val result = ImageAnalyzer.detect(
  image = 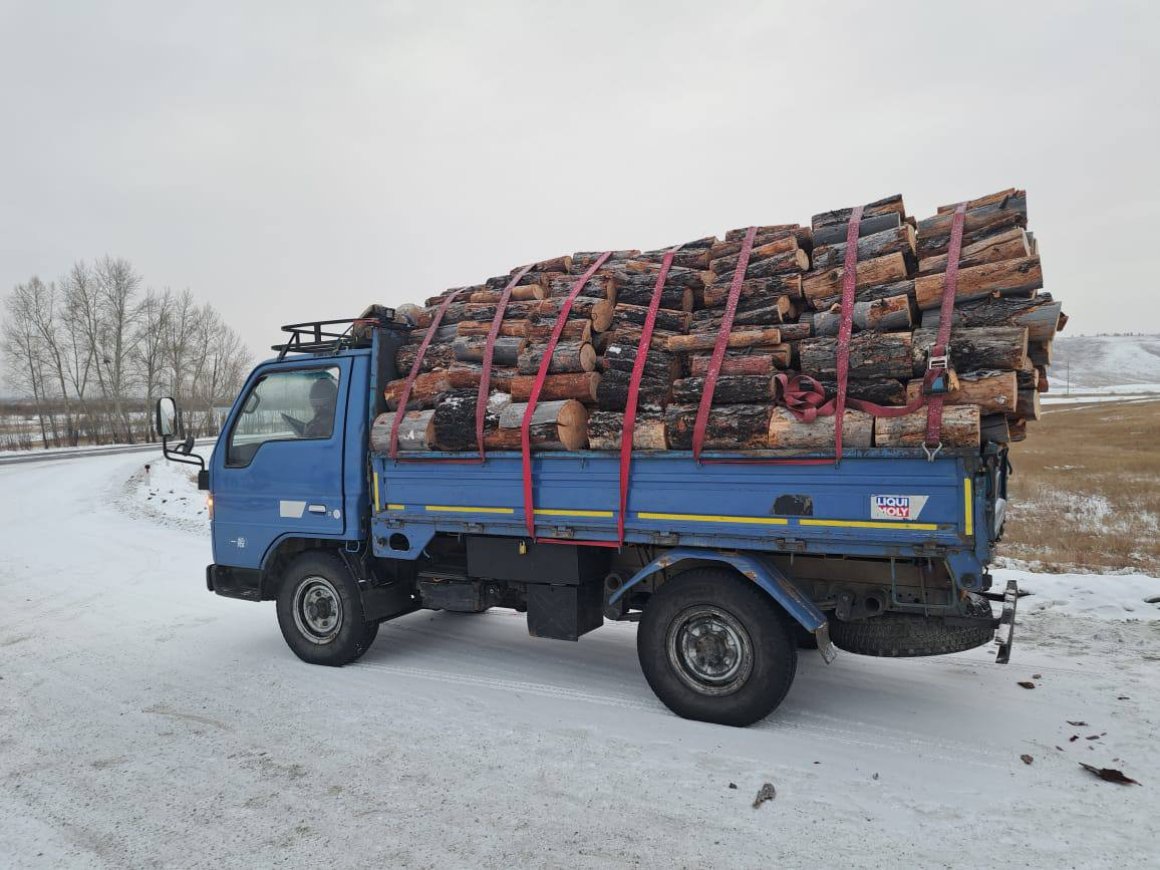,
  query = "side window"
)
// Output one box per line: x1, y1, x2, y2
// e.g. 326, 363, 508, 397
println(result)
226, 366, 341, 467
